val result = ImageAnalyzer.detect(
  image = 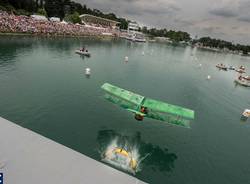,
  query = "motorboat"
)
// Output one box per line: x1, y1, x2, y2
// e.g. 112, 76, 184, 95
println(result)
243, 76, 250, 80
234, 75, 250, 87
236, 66, 246, 73
241, 109, 250, 121
216, 64, 227, 71
126, 32, 146, 43
235, 69, 246, 73
75, 49, 91, 57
